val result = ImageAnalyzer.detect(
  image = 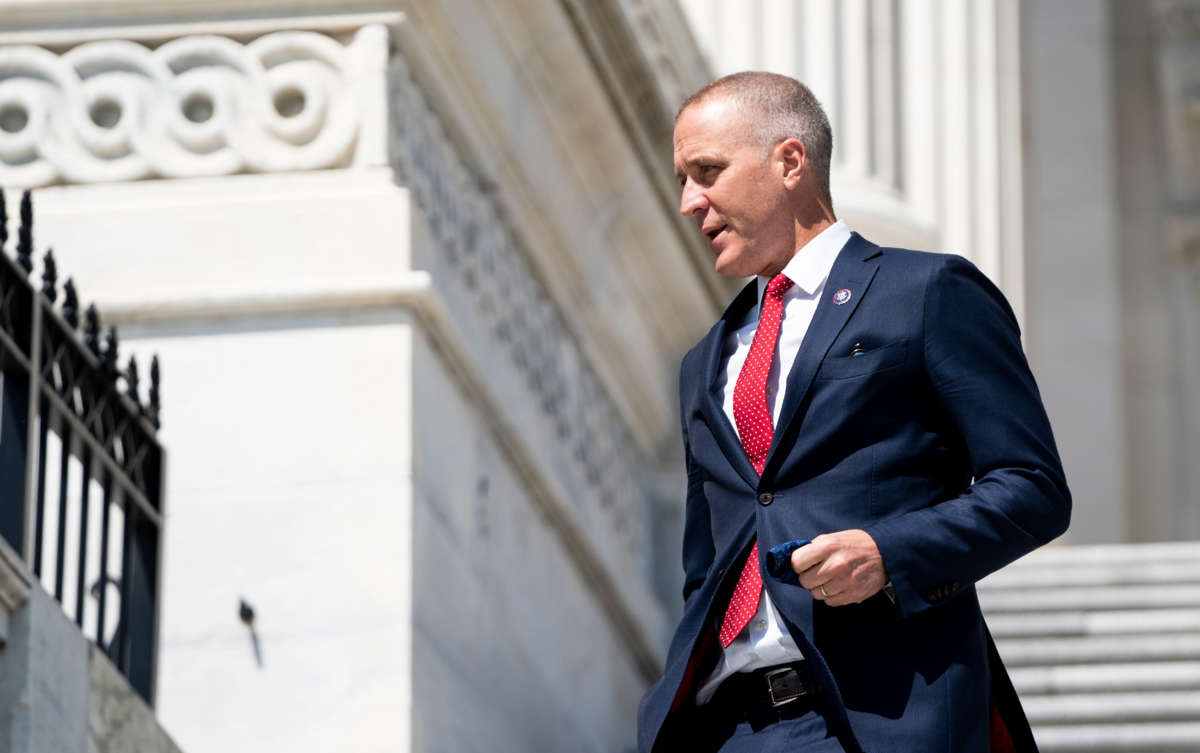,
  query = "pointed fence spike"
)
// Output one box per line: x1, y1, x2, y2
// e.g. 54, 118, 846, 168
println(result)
63, 278, 79, 328
84, 304, 101, 356
41, 248, 57, 302
149, 354, 161, 428
126, 356, 141, 411
103, 324, 119, 377
16, 190, 32, 273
